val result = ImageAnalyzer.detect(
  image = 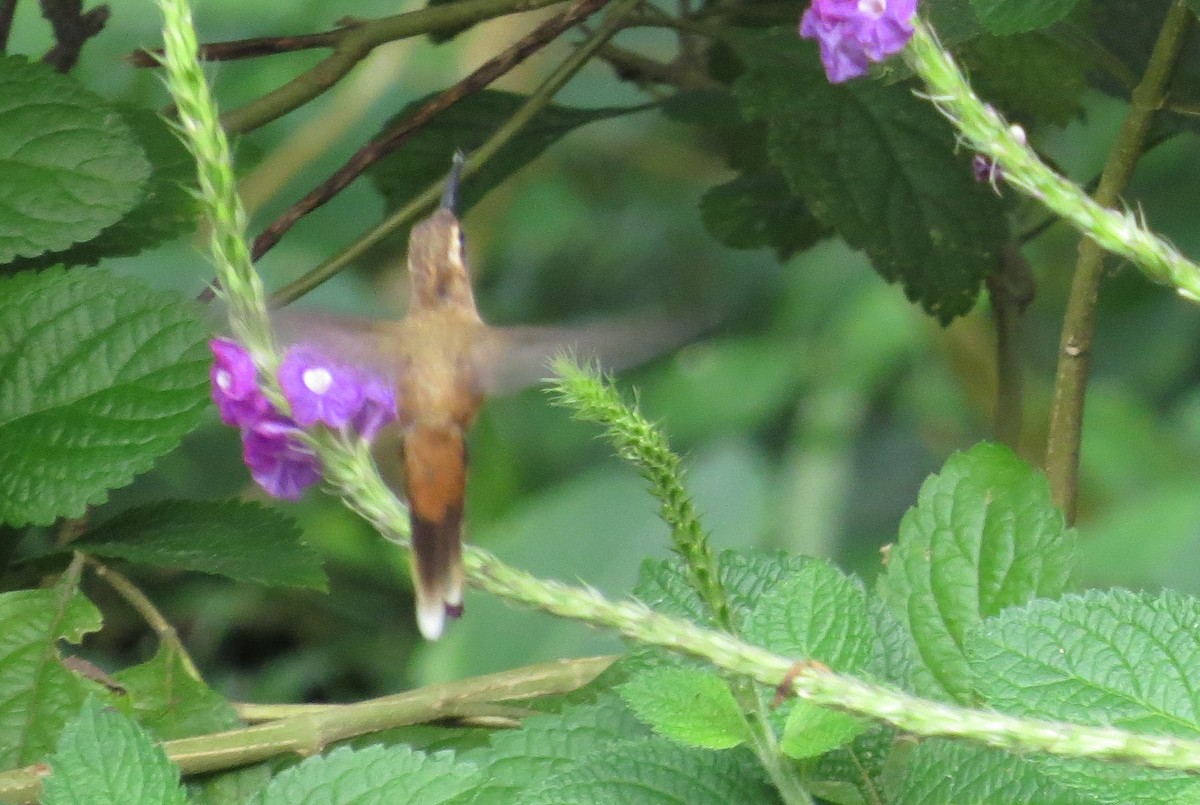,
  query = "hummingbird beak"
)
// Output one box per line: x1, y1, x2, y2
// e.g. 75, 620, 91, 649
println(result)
440, 150, 466, 213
